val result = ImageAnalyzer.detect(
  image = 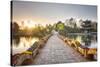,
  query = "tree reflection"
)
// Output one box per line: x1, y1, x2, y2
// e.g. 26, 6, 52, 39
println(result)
66, 35, 77, 40
82, 35, 91, 46
12, 36, 20, 47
